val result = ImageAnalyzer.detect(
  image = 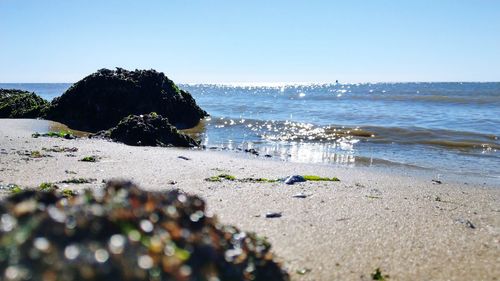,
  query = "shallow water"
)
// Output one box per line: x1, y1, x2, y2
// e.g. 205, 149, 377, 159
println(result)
1, 82, 499, 179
